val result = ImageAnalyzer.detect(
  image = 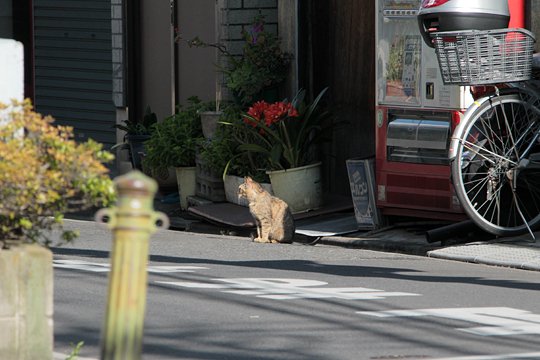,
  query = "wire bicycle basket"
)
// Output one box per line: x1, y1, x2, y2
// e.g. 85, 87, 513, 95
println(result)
431, 28, 536, 86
